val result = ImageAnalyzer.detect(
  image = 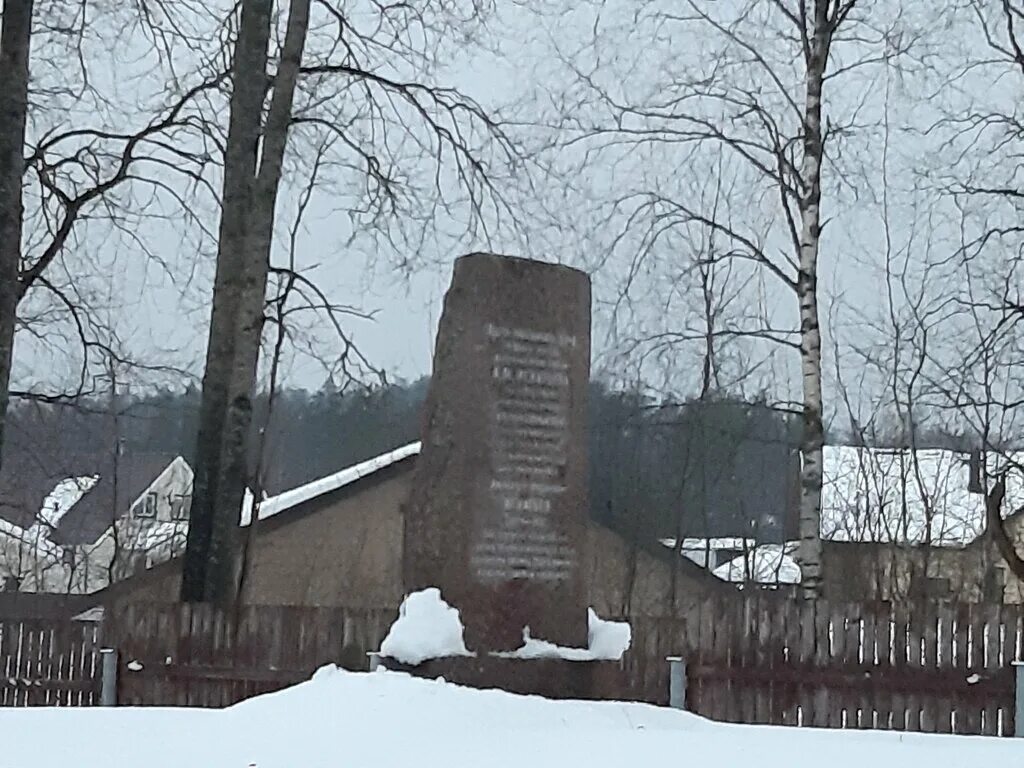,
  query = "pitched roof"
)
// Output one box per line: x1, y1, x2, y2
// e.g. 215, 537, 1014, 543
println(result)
0, 451, 184, 547
820, 446, 1024, 547
712, 545, 802, 585
0, 449, 70, 530
234, 440, 726, 598
241, 442, 422, 525
52, 453, 185, 545
87, 443, 425, 604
